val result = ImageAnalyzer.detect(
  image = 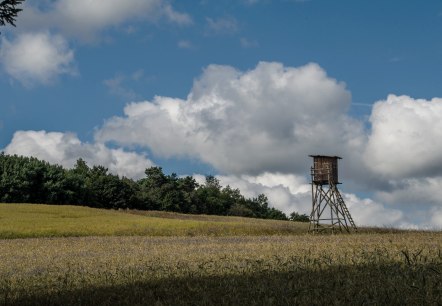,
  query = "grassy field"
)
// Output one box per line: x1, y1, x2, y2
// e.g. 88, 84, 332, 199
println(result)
0, 203, 307, 239
1, 234, 441, 305
0, 204, 441, 305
